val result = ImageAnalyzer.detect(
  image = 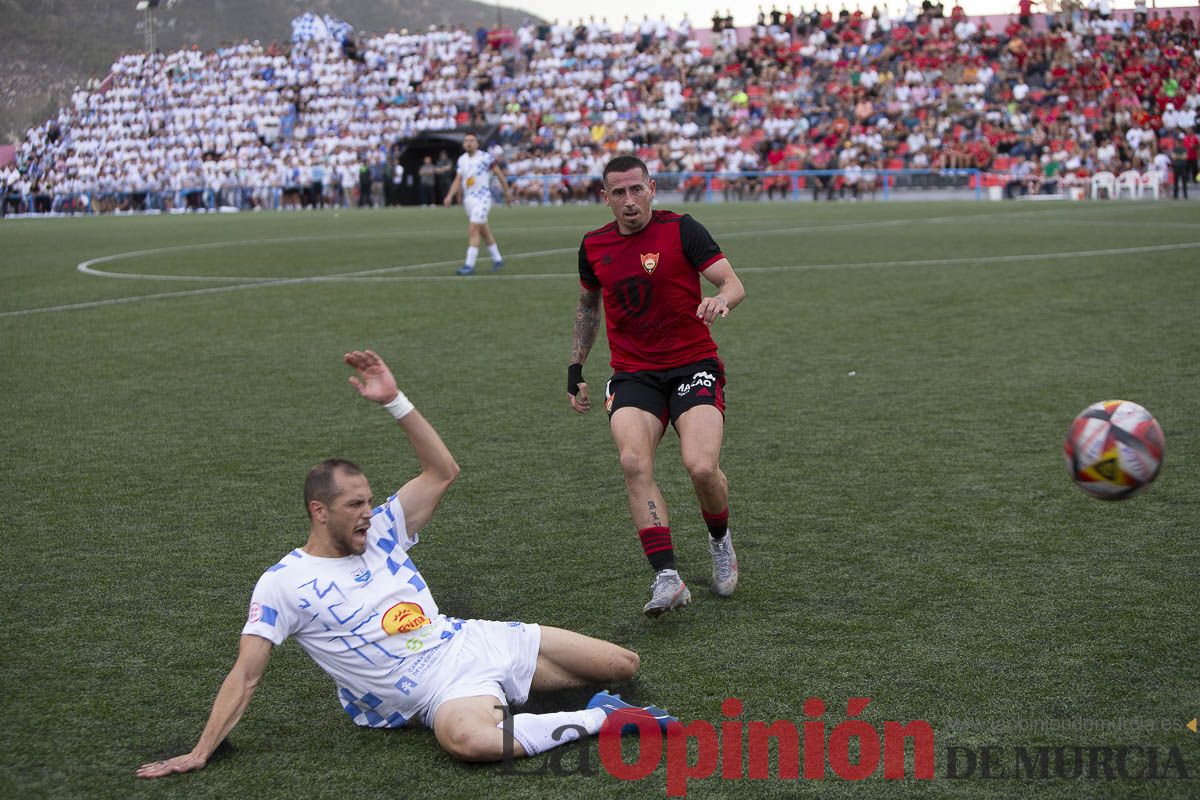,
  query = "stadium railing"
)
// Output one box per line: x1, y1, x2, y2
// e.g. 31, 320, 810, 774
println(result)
22, 168, 1173, 217
507, 169, 986, 204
